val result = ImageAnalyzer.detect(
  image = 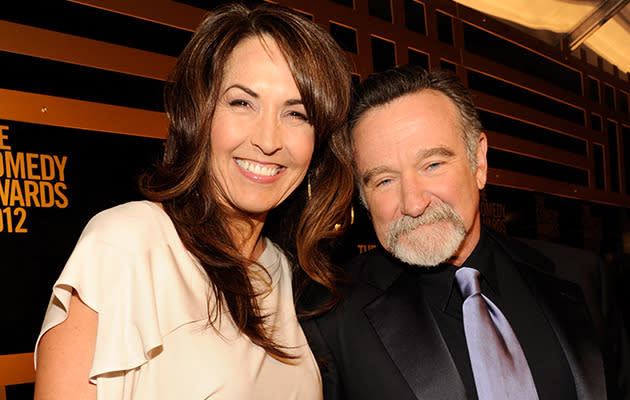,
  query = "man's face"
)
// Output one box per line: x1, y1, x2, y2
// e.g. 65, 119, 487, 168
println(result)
352, 89, 488, 266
